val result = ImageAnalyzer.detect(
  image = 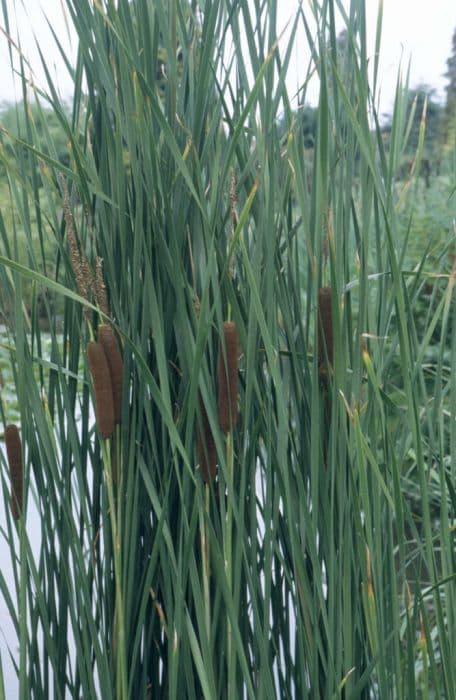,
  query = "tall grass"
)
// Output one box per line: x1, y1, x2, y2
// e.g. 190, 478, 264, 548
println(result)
0, 0, 455, 697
